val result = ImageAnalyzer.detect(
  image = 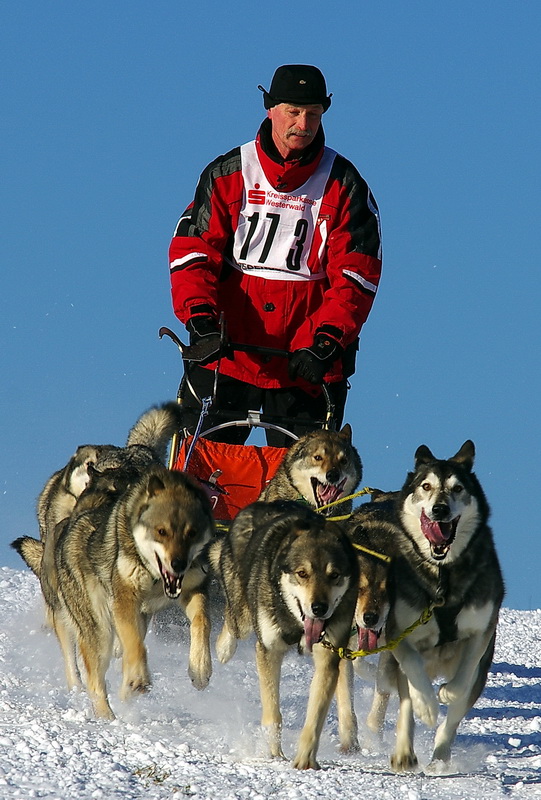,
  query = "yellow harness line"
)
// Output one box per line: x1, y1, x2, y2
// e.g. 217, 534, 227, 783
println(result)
215, 486, 377, 532
319, 486, 377, 519
351, 541, 392, 563
321, 601, 443, 660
